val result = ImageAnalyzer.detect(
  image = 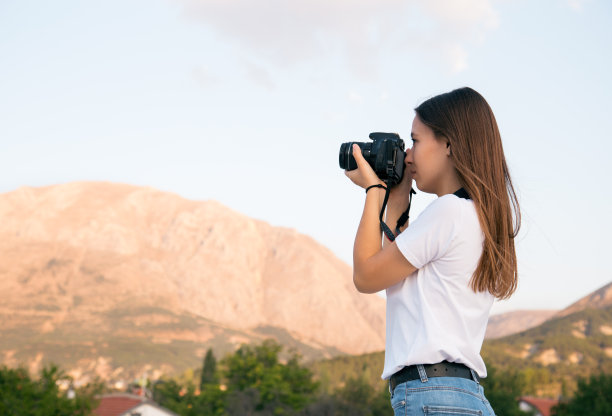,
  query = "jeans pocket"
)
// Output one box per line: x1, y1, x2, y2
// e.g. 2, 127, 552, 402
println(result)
423, 405, 483, 415
392, 399, 407, 416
